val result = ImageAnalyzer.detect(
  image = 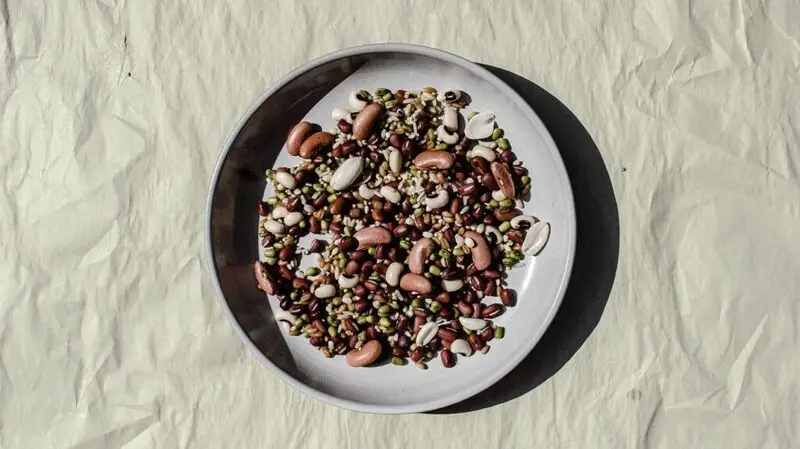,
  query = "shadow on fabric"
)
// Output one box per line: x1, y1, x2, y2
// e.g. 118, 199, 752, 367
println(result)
430, 66, 620, 414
